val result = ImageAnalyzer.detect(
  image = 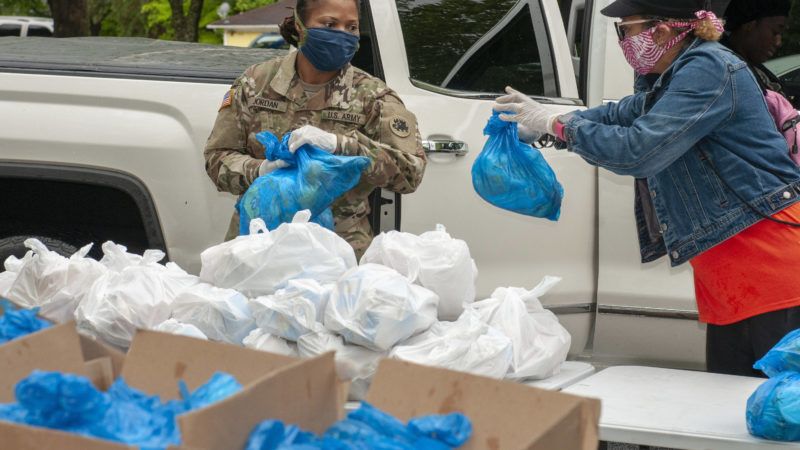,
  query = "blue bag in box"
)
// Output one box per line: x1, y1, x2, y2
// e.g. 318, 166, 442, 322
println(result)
471, 112, 564, 220
238, 131, 370, 234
